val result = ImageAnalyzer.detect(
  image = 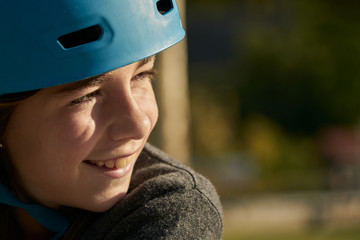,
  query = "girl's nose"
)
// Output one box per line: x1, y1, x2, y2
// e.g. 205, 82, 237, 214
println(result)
106, 91, 152, 142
